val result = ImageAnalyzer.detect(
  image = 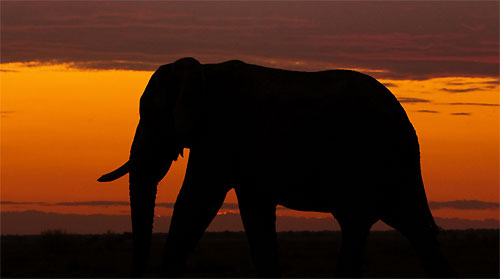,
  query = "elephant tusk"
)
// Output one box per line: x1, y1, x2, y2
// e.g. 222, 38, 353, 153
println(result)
97, 161, 131, 182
